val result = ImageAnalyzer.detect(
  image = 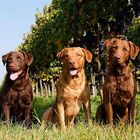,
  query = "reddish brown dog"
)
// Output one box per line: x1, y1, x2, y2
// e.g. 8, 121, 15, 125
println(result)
96, 38, 140, 124
0, 51, 33, 127
41, 47, 92, 129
